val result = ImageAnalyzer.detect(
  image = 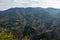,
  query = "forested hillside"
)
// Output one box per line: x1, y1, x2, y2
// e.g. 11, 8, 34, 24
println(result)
0, 8, 60, 40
